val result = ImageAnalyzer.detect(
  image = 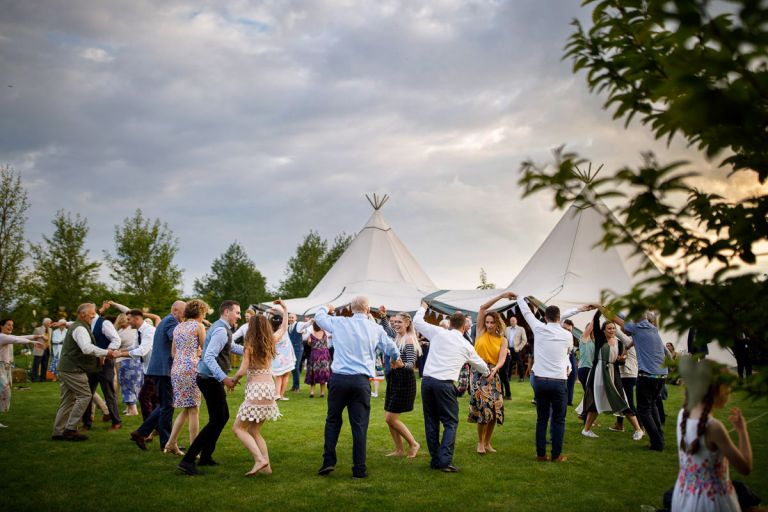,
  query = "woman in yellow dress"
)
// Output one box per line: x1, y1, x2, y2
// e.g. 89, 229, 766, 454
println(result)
469, 291, 514, 454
